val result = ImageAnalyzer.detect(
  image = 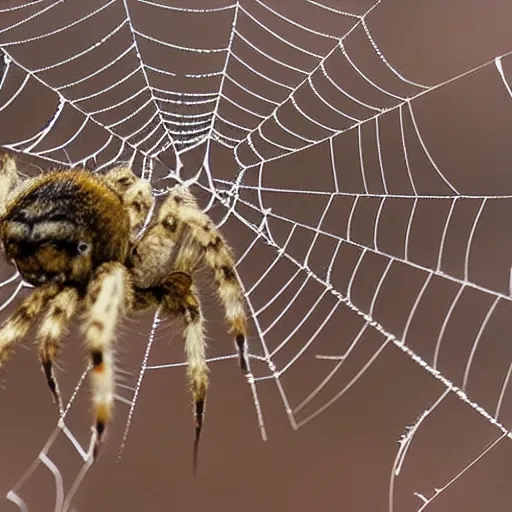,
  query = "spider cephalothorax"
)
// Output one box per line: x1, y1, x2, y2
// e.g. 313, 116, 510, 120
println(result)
1, 170, 130, 285
0, 152, 249, 466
